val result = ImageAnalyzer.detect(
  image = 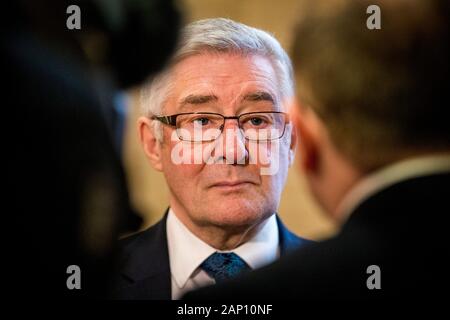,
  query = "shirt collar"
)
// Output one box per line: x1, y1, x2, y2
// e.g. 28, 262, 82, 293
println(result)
233, 214, 279, 269
166, 209, 216, 290
337, 153, 450, 222
166, 209, 279, 289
